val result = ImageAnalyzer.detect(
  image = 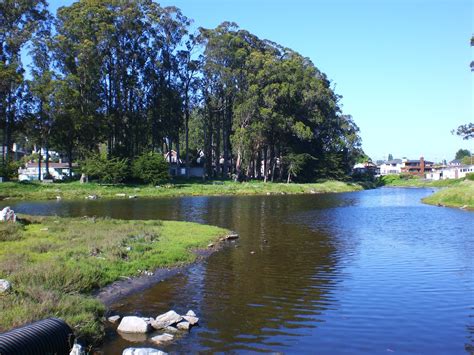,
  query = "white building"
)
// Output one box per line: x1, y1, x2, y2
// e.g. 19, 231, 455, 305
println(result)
379, 159, 403, 175
425, 165, 474, 180
18, 162, 75, 181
